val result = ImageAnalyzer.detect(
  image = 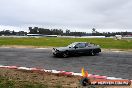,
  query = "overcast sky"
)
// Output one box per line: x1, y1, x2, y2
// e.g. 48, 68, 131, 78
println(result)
0, 0, 132, 32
